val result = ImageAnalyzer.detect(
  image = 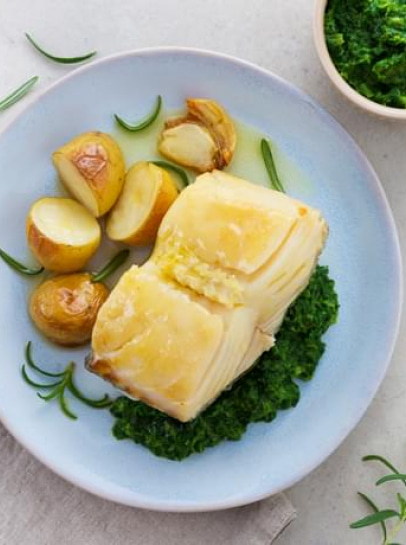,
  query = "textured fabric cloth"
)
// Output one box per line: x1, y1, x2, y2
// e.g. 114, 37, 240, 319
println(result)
0, 423, 295, 544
